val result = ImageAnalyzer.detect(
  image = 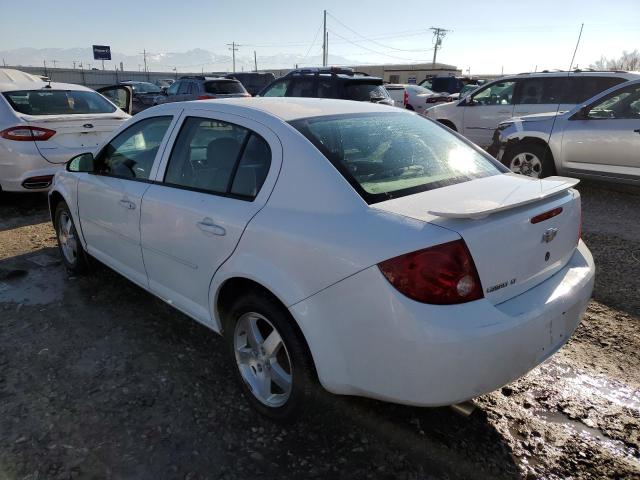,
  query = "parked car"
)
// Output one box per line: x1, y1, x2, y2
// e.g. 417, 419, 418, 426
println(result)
49, 97, 594, 420
490, 79, 640, 183
424, 71, 640, 148
225, 72, 276, 96
155, 76, 250, 105
259, 67, 394, 106
119, 81, 163, 114
0, 68, 130, 193
385, 84, 450, 114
